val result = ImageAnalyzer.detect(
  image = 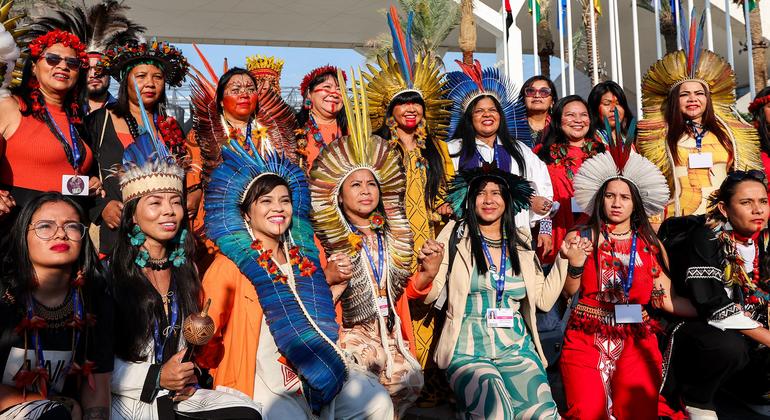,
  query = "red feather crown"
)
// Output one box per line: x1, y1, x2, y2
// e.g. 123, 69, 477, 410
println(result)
300, 65, 346, 97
